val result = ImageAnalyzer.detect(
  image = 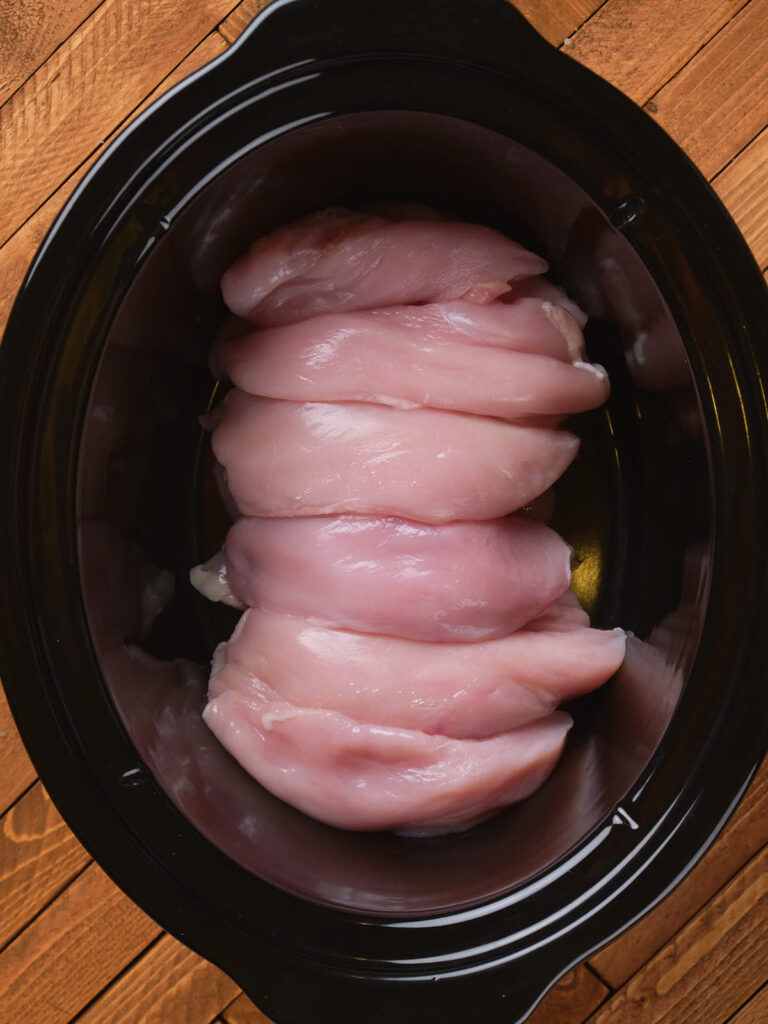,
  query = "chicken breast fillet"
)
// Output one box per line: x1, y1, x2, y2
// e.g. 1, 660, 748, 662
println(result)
212, 301, 608, 419
221, 207, 548, 325
209, 598, 626, 738
211, 392, 580, 522
217, 514, 572, 641
203, 687, 572, 834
